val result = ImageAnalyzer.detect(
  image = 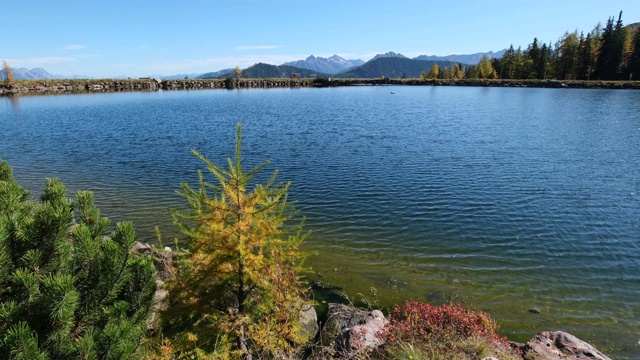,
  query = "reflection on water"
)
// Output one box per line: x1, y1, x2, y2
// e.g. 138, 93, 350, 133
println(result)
4, 94, 19, 110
